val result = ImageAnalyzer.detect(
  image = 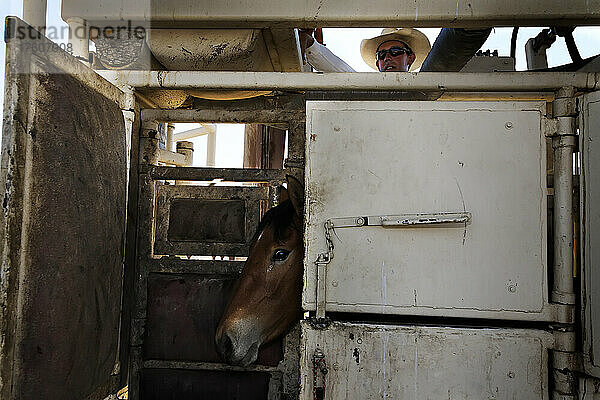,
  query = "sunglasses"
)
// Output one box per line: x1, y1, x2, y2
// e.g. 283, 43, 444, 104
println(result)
376, 47, 412, 61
